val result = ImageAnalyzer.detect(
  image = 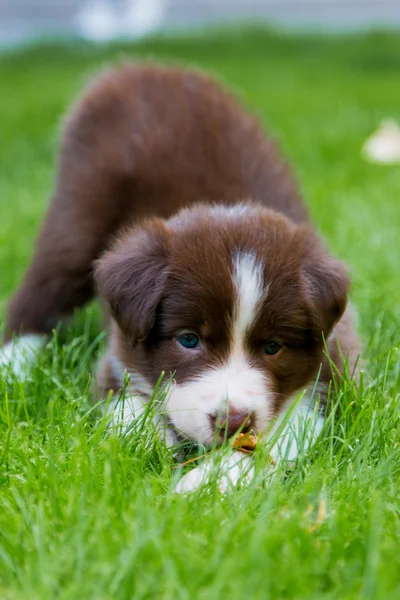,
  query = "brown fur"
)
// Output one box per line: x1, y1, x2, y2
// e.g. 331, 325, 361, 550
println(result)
5, 64, 360, 437
96, 203, 357, 413
6, 64, 306, 338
